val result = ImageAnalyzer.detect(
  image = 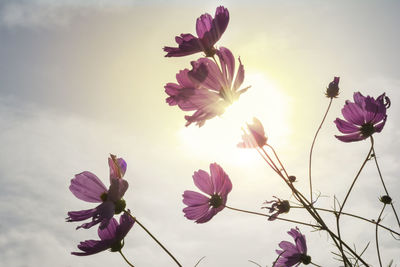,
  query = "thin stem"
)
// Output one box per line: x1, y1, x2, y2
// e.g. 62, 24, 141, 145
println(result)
119, 250, 135, 267
194, 256, 206, 267
339, 137, 374, 214
310, 262, 323, 267
225, 205, 321, 228
291, 206, 400, 236
266, 144, 289, 178
308, 98, 333, 203
261, 147, 284, 177
124, 211, 182, 267
375, 204, 386, 267
371, 137, 400, 229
